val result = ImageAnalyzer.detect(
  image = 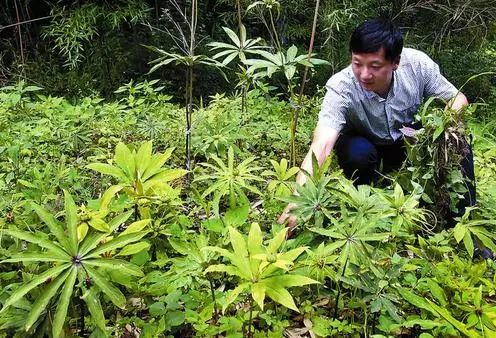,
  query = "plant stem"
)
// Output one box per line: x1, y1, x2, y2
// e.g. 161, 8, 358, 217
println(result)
208, 278, 219, 323
247, 297, 254, 338
13, 0, 24, 72
333, 257, 348, 319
